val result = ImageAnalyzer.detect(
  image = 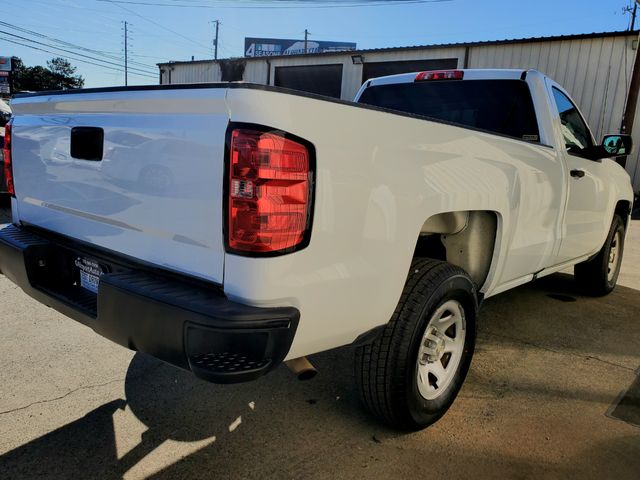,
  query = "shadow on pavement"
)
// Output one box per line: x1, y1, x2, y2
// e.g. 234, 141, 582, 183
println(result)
1, 273, 639, 479
479, 273, 640, 362
0, 347, 391, 479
